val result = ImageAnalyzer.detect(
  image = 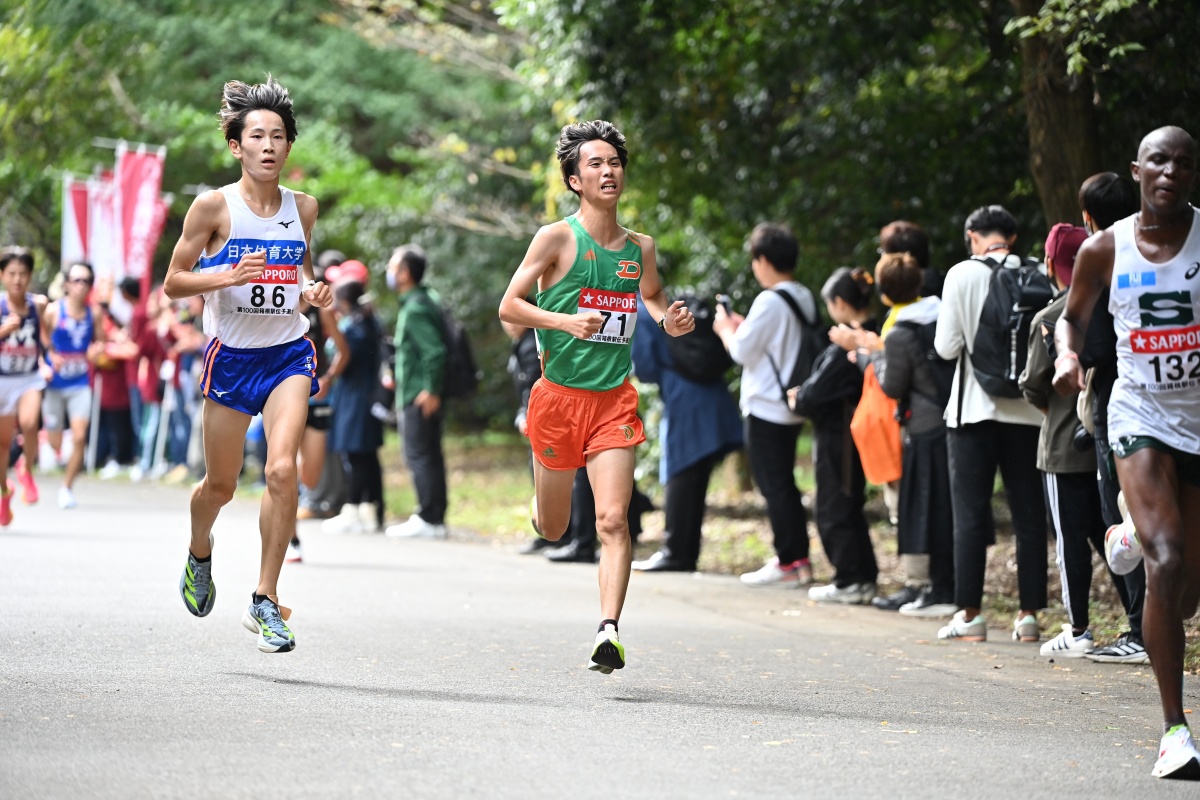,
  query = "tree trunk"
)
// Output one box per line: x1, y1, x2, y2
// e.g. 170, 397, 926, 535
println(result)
1011, 0, 1103, 226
